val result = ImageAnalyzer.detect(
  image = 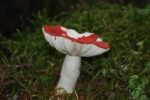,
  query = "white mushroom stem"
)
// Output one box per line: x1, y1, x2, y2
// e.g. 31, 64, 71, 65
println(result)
57, 55, 81, 93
